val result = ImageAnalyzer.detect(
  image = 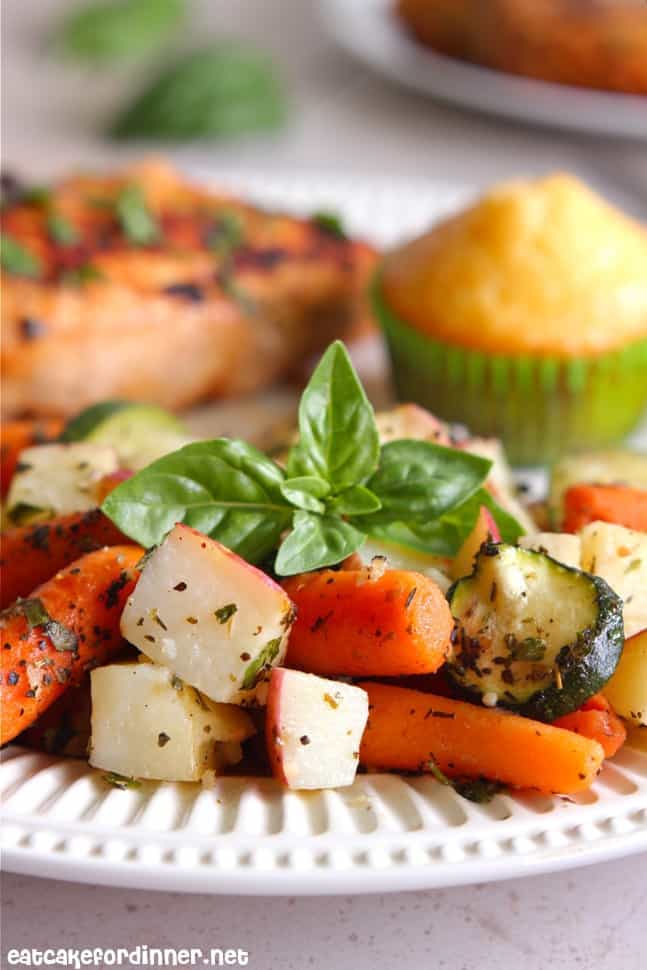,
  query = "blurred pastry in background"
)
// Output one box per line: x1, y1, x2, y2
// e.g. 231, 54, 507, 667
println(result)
373, 173, 647, 464
397, 0, 647, 94
1, 160, 376, 418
